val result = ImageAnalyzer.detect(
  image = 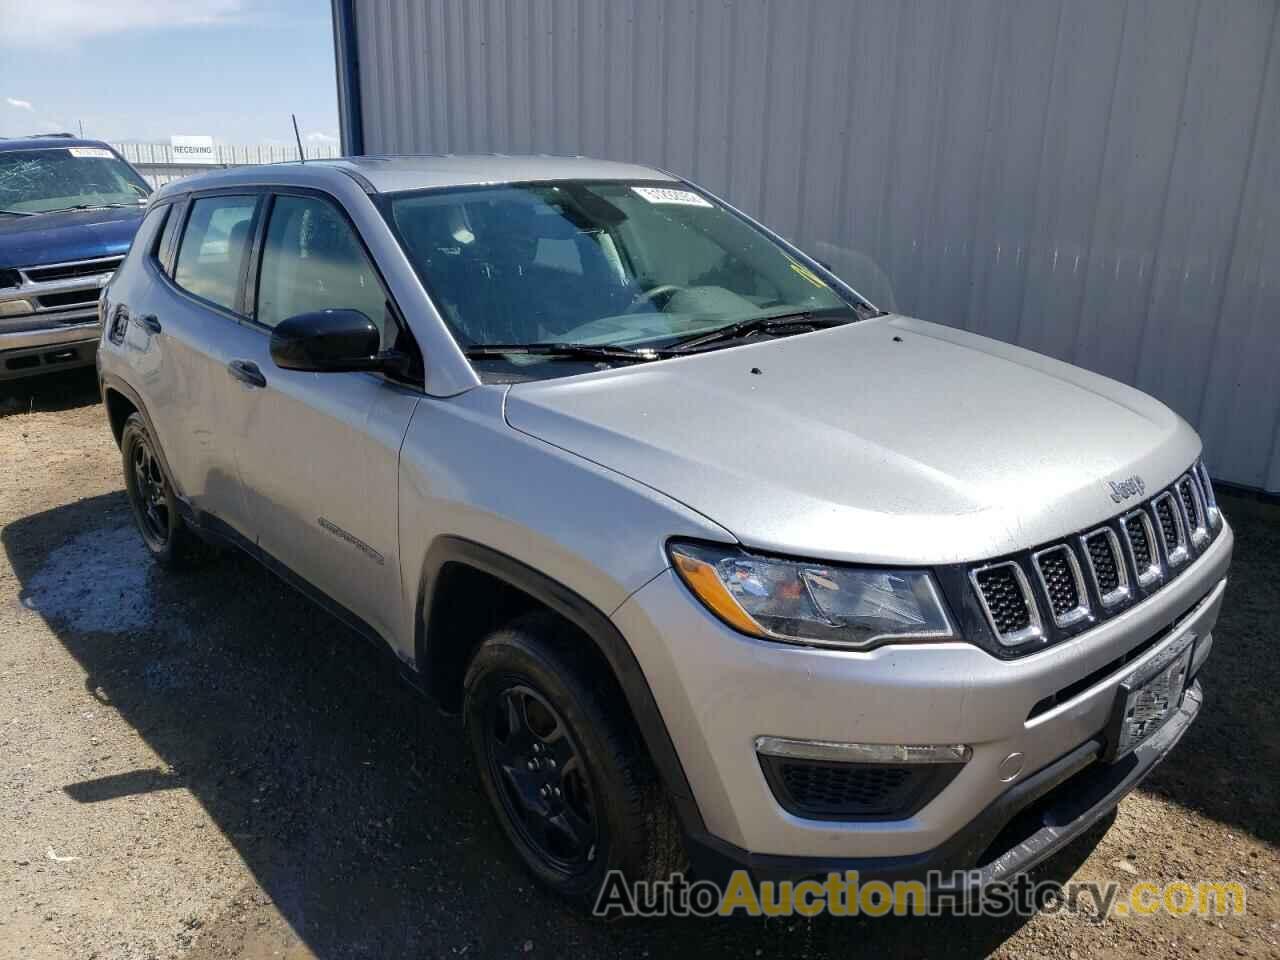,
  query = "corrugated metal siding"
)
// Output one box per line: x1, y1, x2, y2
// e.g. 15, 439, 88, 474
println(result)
350, 0, 1280, 491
